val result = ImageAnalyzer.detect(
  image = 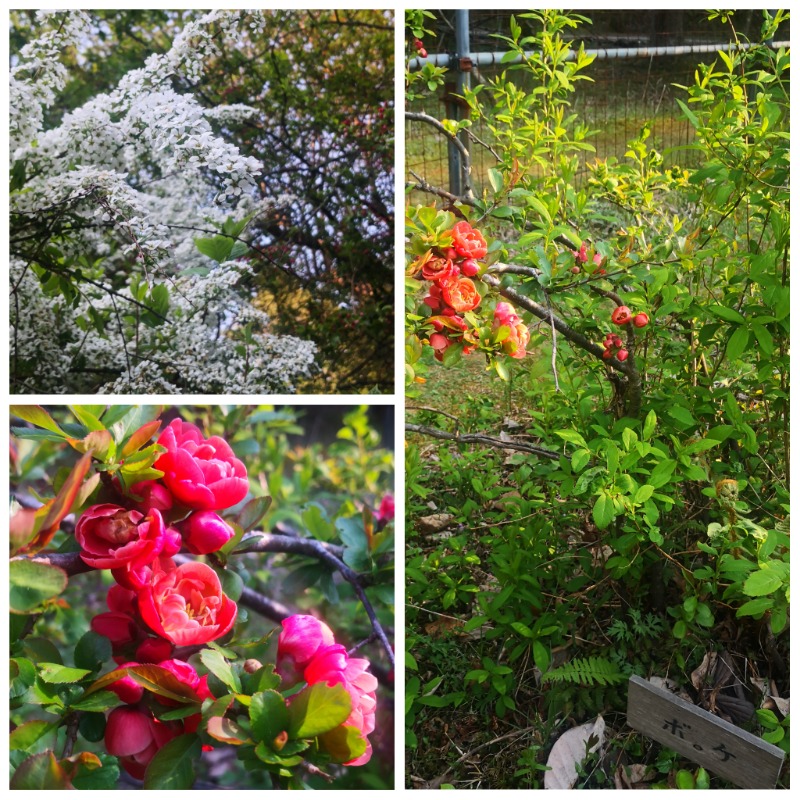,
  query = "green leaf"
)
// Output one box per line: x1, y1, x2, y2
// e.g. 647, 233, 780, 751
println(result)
708, 304, 746, 324
69, 691, 121, 713
10, 720, 56, 752
642, 410, 658, 440
532, 640, 550, 674
742, 568, 783, 597
143, 734, 201, 790
287, 682, 351, 738
555, 429, 588, 448
592, 493, 614, 530
74, 631, 112, 673
487, 167, 504, 194
38, 663, 91, 684
726, 326, 751, 361
199, 648, 241, 693
10, 560, 68, 614
70, 755, 119, 790
234, 495, 272, 533
195, 235, 234, 263
752, 324, 774, 355
736, 597, 774, 618
10, 406, 68, 437
648, 458, 677, 489
216, 567, 244, 602
318, 724, 368, 764
77, 712, 107, 743
250, 689, 290, 745
634, 485, 655, 504
666, 406, 696, 427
